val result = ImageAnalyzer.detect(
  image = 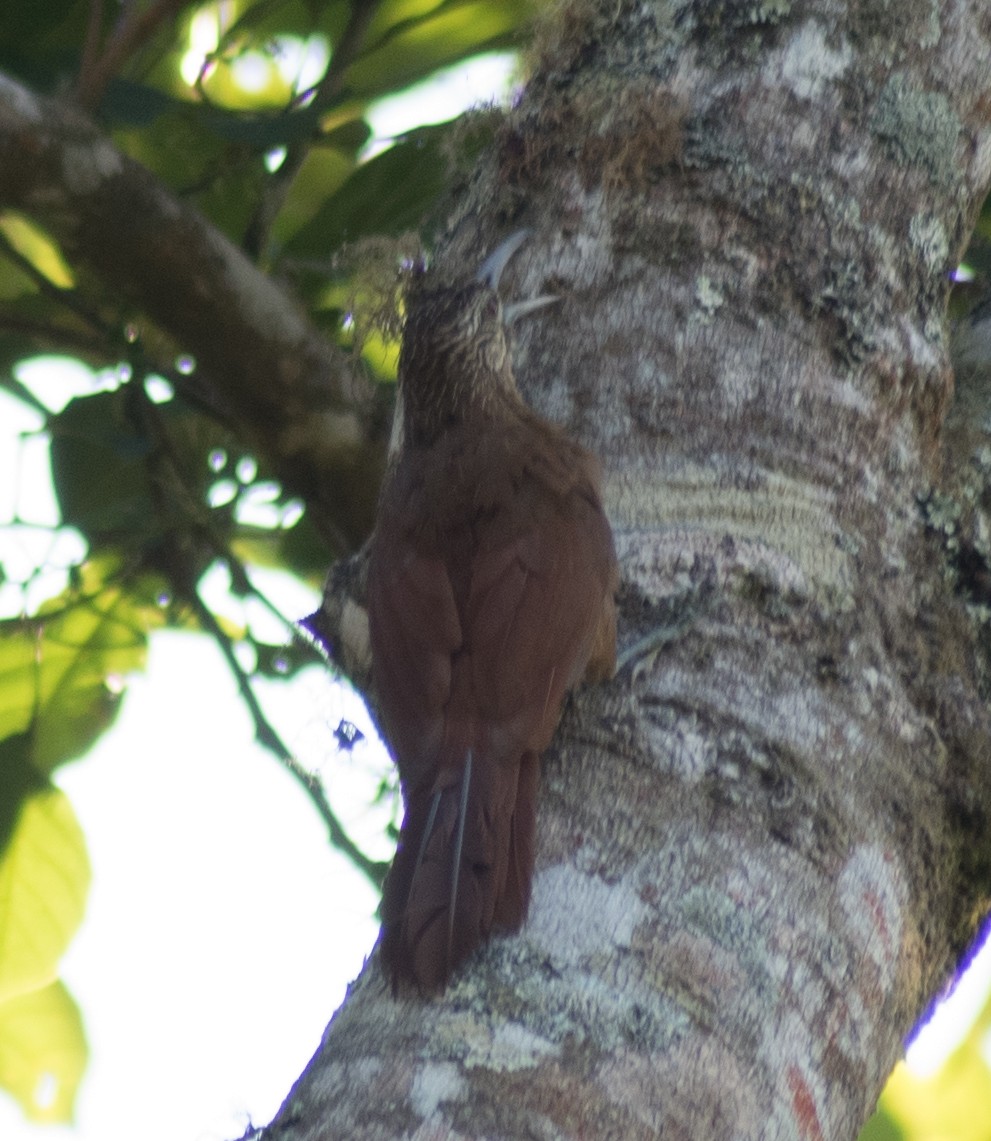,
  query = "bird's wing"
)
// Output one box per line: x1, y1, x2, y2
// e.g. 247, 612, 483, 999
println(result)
367, 529, 462, 788
368, 468, 615, 768
462, 472, 617, 755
